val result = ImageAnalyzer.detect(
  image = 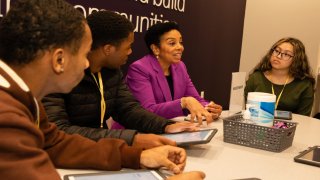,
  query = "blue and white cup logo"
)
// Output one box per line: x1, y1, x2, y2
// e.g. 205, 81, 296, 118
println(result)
247, 92, 276, 127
